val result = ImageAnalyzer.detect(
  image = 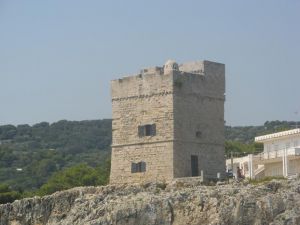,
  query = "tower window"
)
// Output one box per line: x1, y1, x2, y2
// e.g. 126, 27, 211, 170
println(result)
145, 125, 152, 136
138, 124, 156, 137
196, 131, 202, 138
131, 161, 146, 173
